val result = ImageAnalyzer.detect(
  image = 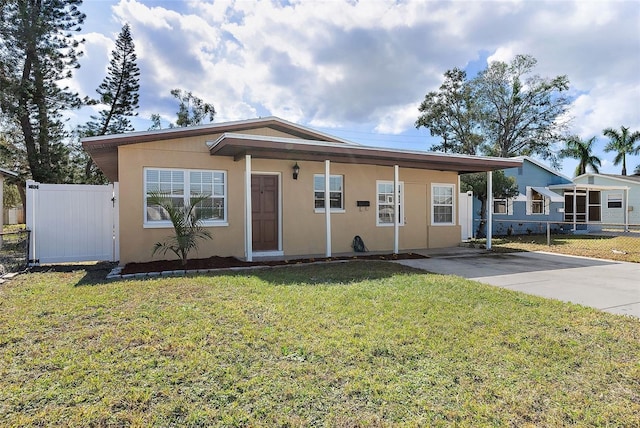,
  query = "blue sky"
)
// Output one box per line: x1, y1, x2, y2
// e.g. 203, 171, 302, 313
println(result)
68, 0, 640, 177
